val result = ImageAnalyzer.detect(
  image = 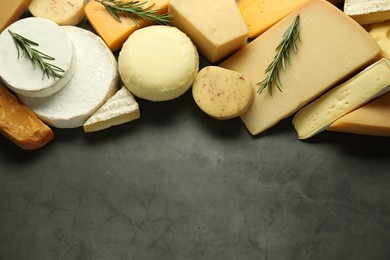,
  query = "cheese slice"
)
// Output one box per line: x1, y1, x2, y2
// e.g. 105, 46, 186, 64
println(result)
169, 0, 248, 63
369, 21, 390, 60
293, 59, 390, 139
29, 0, 86, 26
84, 0, 169, 52
0, 0, 32, 33
0, 17, 76, 98
344, 0, 390, 25
328, 92, 390, 136
84, 86, 140, 132
19, 26, 118, 128
220, 0, 381, 136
